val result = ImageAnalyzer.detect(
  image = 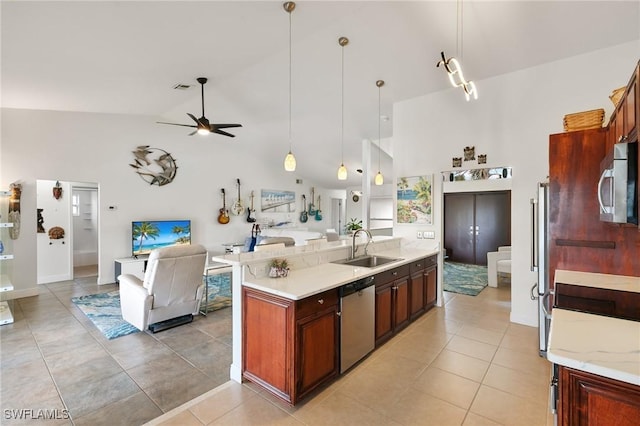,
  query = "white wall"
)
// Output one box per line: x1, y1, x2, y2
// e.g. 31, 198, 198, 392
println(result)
392, 41, 639, 326
1, 110, 340, 292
